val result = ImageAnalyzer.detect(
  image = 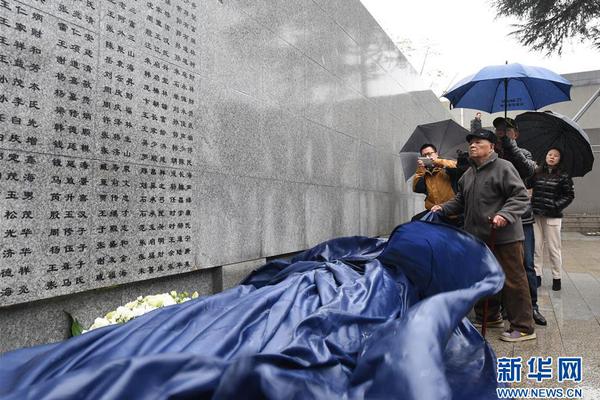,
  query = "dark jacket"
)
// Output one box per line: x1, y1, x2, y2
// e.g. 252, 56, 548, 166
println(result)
497, 136, 536, 225
470, 118, 482, 133
497, 136, 536, 180
441, 152, 529, 245
528, 166, 574, 218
